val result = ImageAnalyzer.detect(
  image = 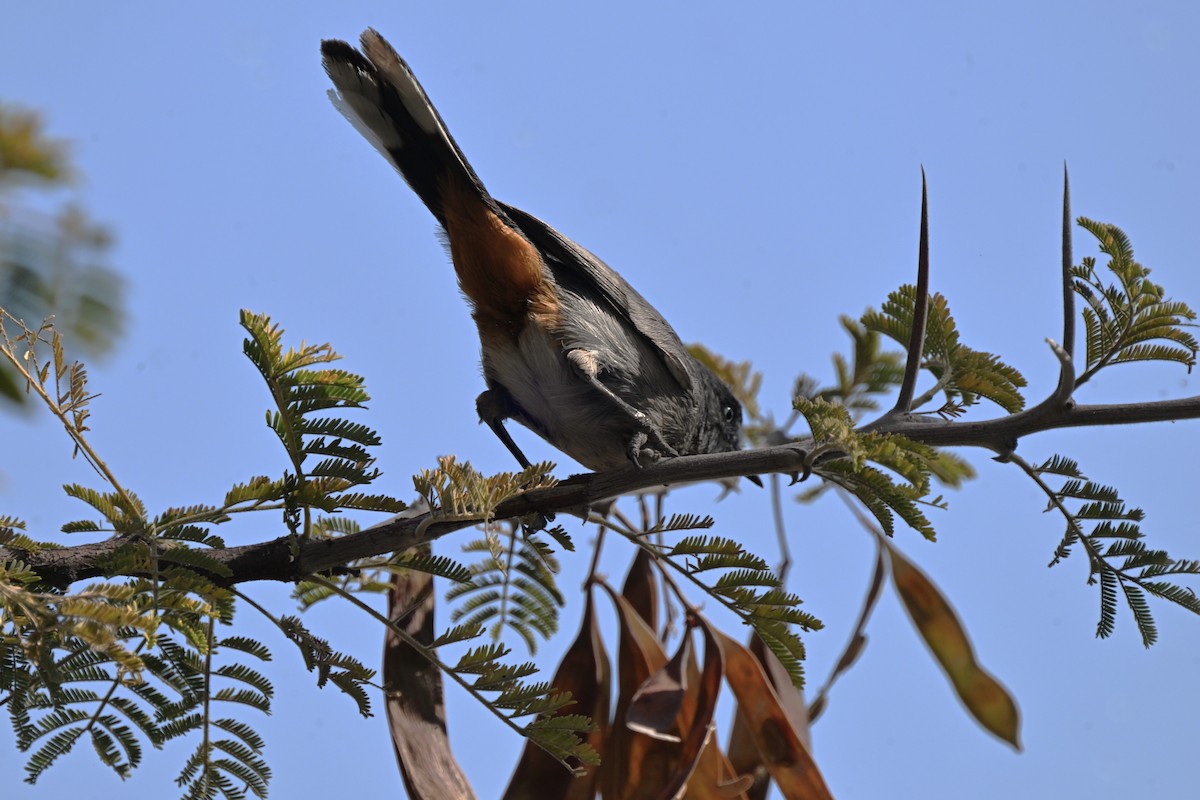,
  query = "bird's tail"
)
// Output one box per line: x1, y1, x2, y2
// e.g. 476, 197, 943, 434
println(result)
322, 30, 548, 324
321, 29, 492, 227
